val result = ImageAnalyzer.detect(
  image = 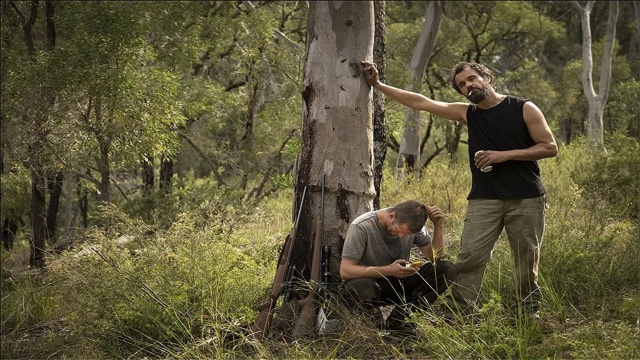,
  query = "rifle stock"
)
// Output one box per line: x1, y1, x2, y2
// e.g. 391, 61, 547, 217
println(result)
249, 186, 307, 340
249, 230, 293, 339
